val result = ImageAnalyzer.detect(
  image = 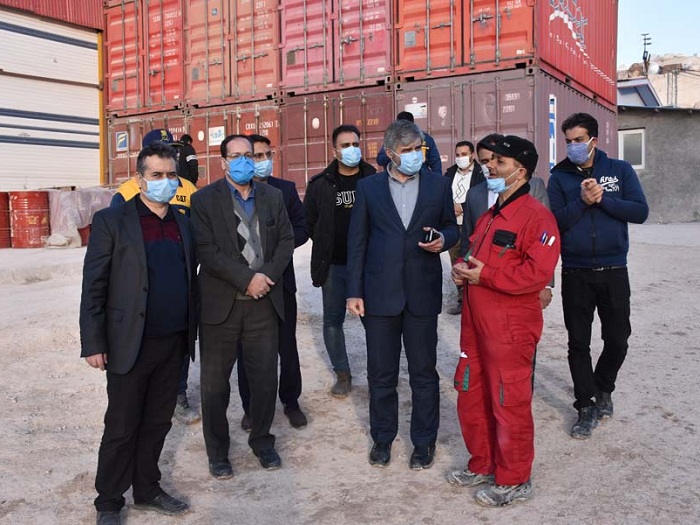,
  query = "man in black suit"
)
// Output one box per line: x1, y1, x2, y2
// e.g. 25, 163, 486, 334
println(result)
347, 119, 458, 470
236, 134, 309, 431
444, 140, 486, 315
192, 134, 294, 478
80, 142, 197, 525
